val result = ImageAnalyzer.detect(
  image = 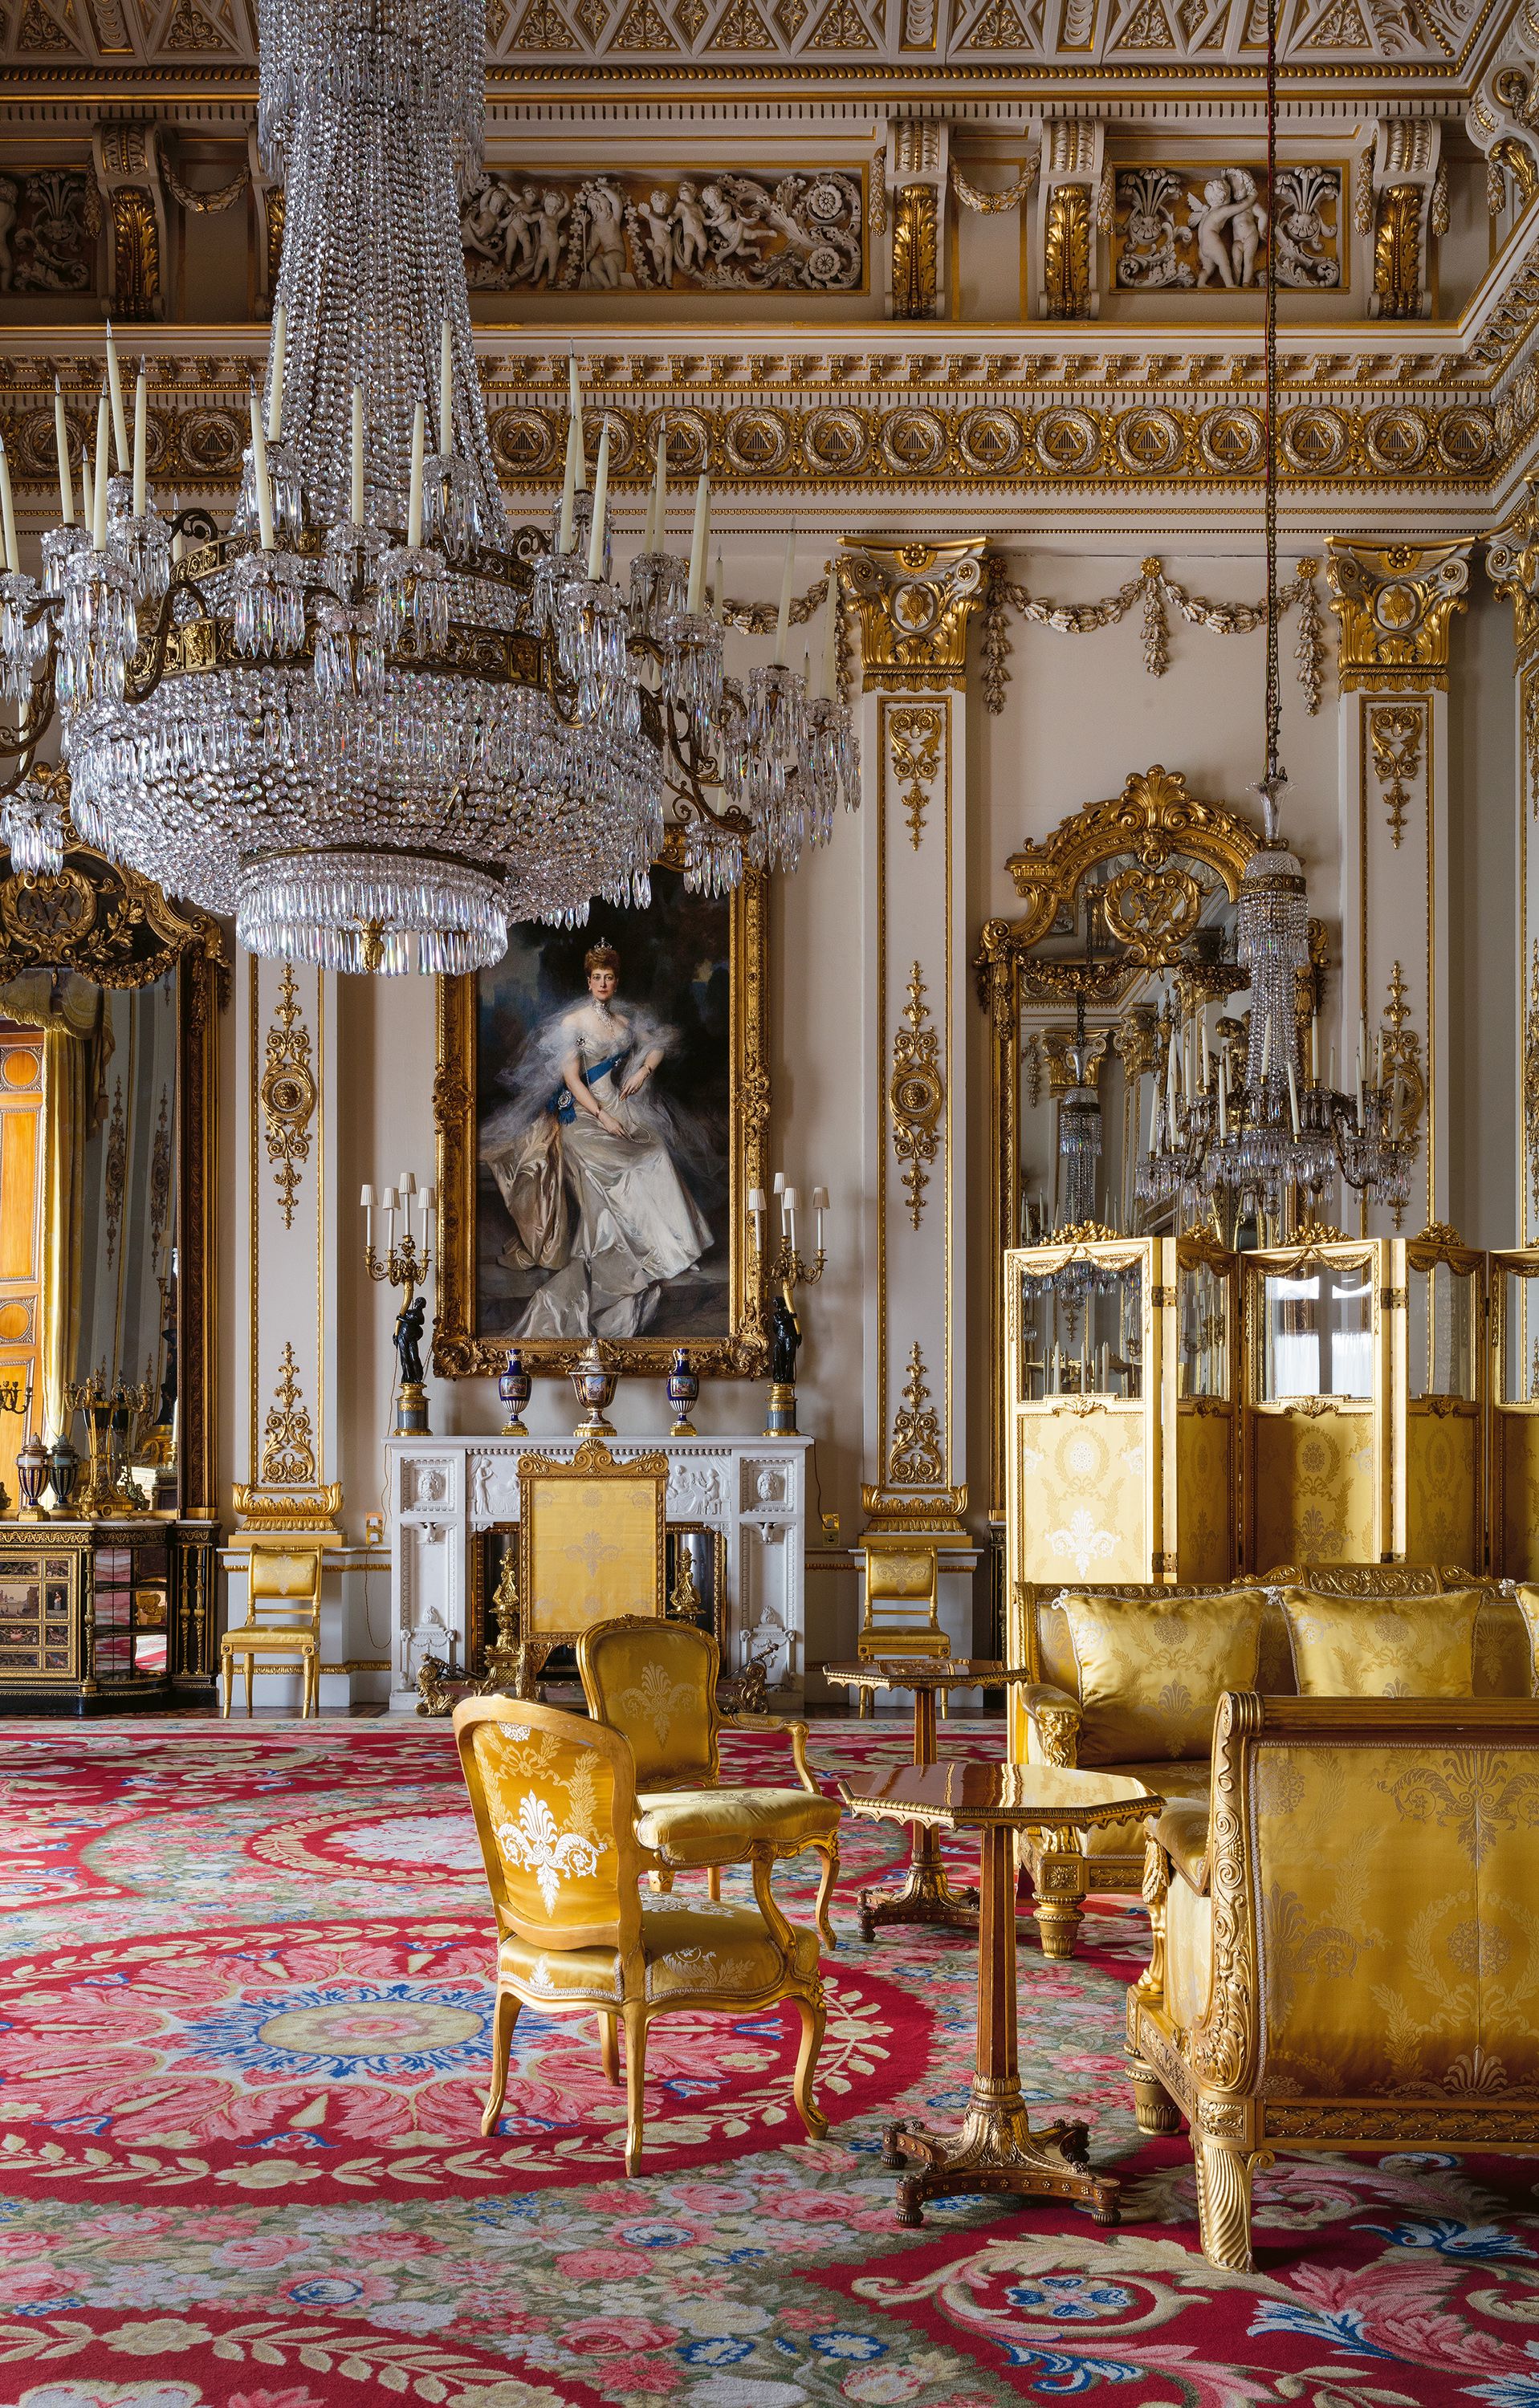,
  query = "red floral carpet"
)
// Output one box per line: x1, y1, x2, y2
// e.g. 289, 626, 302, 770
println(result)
1, 1719, 1537, 2408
